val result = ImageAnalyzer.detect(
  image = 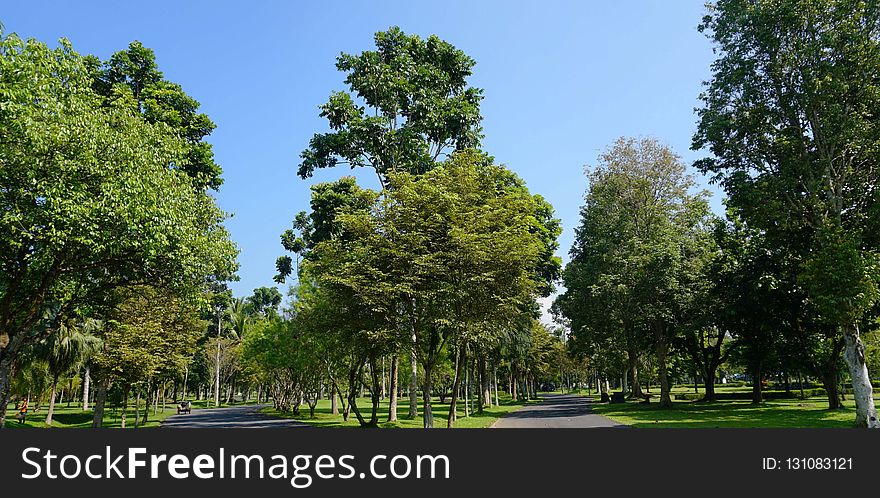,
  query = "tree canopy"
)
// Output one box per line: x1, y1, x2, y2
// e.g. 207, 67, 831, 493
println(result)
0, 33, 237, 426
